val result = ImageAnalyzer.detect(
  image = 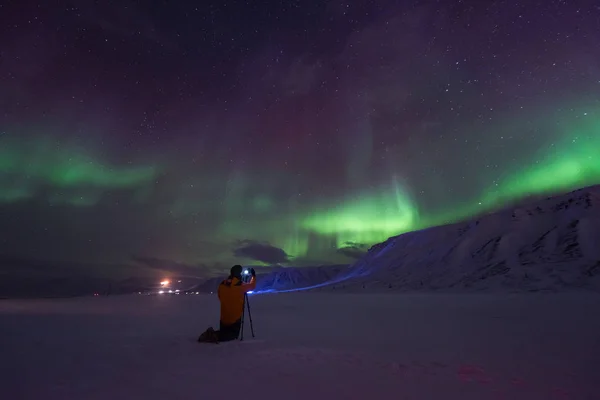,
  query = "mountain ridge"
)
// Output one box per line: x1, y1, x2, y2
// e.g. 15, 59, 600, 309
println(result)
233, 184, 600, 294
